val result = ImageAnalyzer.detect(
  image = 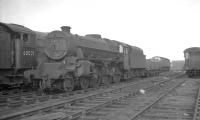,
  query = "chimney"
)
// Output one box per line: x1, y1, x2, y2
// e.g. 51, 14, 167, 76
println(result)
61, 26, 71, 33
